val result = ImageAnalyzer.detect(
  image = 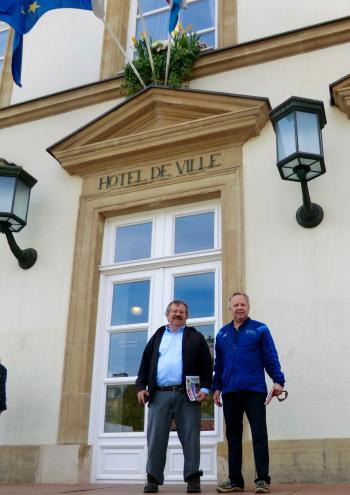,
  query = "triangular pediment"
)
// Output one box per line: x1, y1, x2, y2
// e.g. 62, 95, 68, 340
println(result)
48, 85, 270, 176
